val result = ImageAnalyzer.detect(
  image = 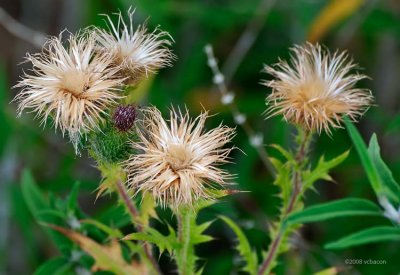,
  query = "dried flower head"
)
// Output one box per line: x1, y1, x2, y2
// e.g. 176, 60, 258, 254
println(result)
126, 107, 235, 208
263, 43, 373, 134
113, 104, 137, 132
96, 8, 175, 85
14, 32, 123, 151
